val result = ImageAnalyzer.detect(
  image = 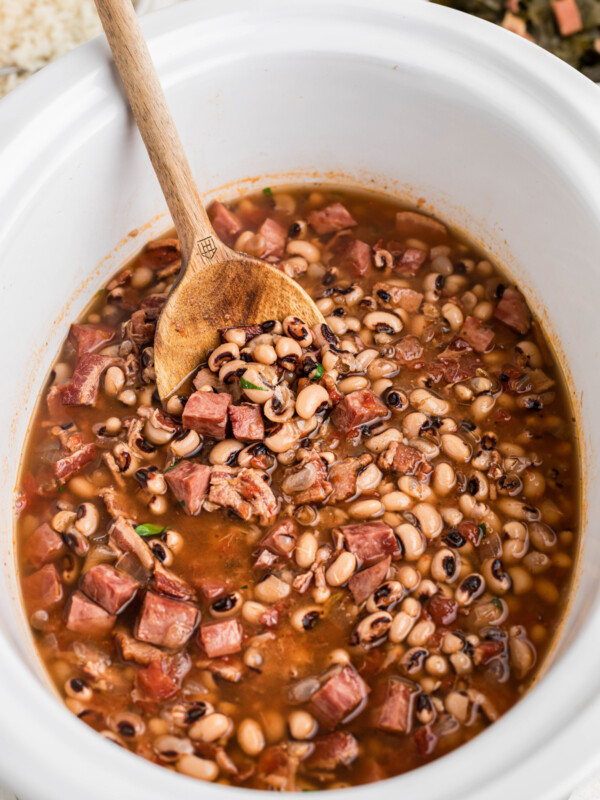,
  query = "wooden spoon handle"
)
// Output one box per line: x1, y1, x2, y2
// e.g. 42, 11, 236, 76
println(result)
94, 0, 215, 262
